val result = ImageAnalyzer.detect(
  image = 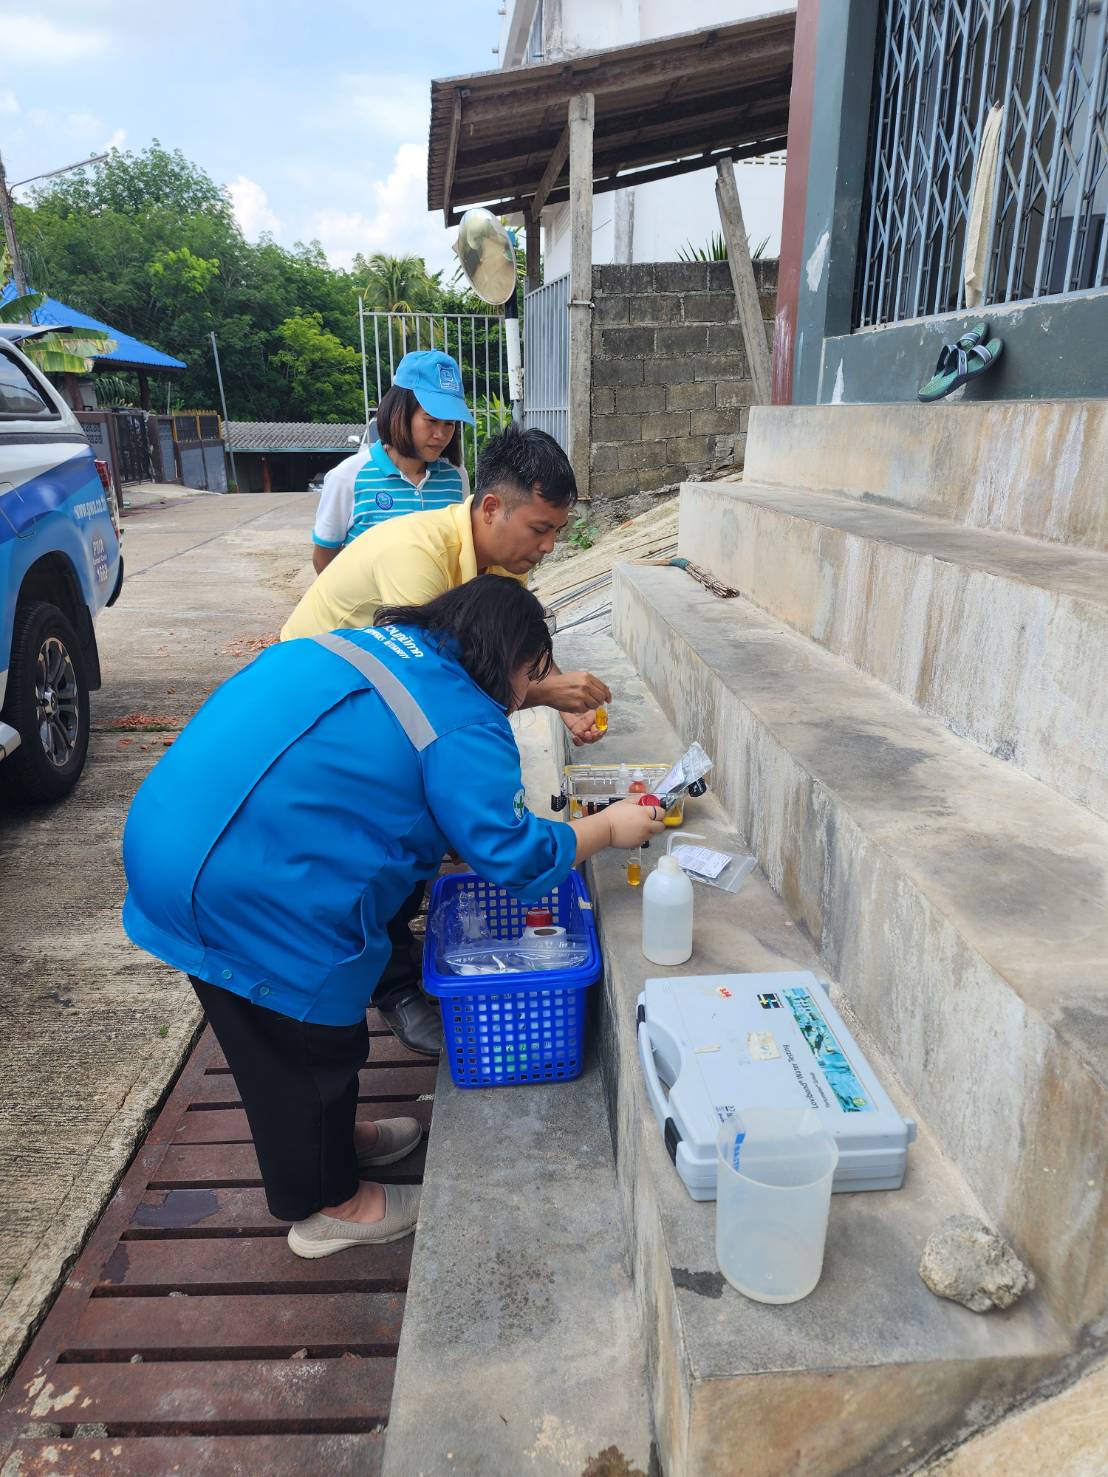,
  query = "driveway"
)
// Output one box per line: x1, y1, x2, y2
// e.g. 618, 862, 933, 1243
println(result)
0, 487, 314, 1387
